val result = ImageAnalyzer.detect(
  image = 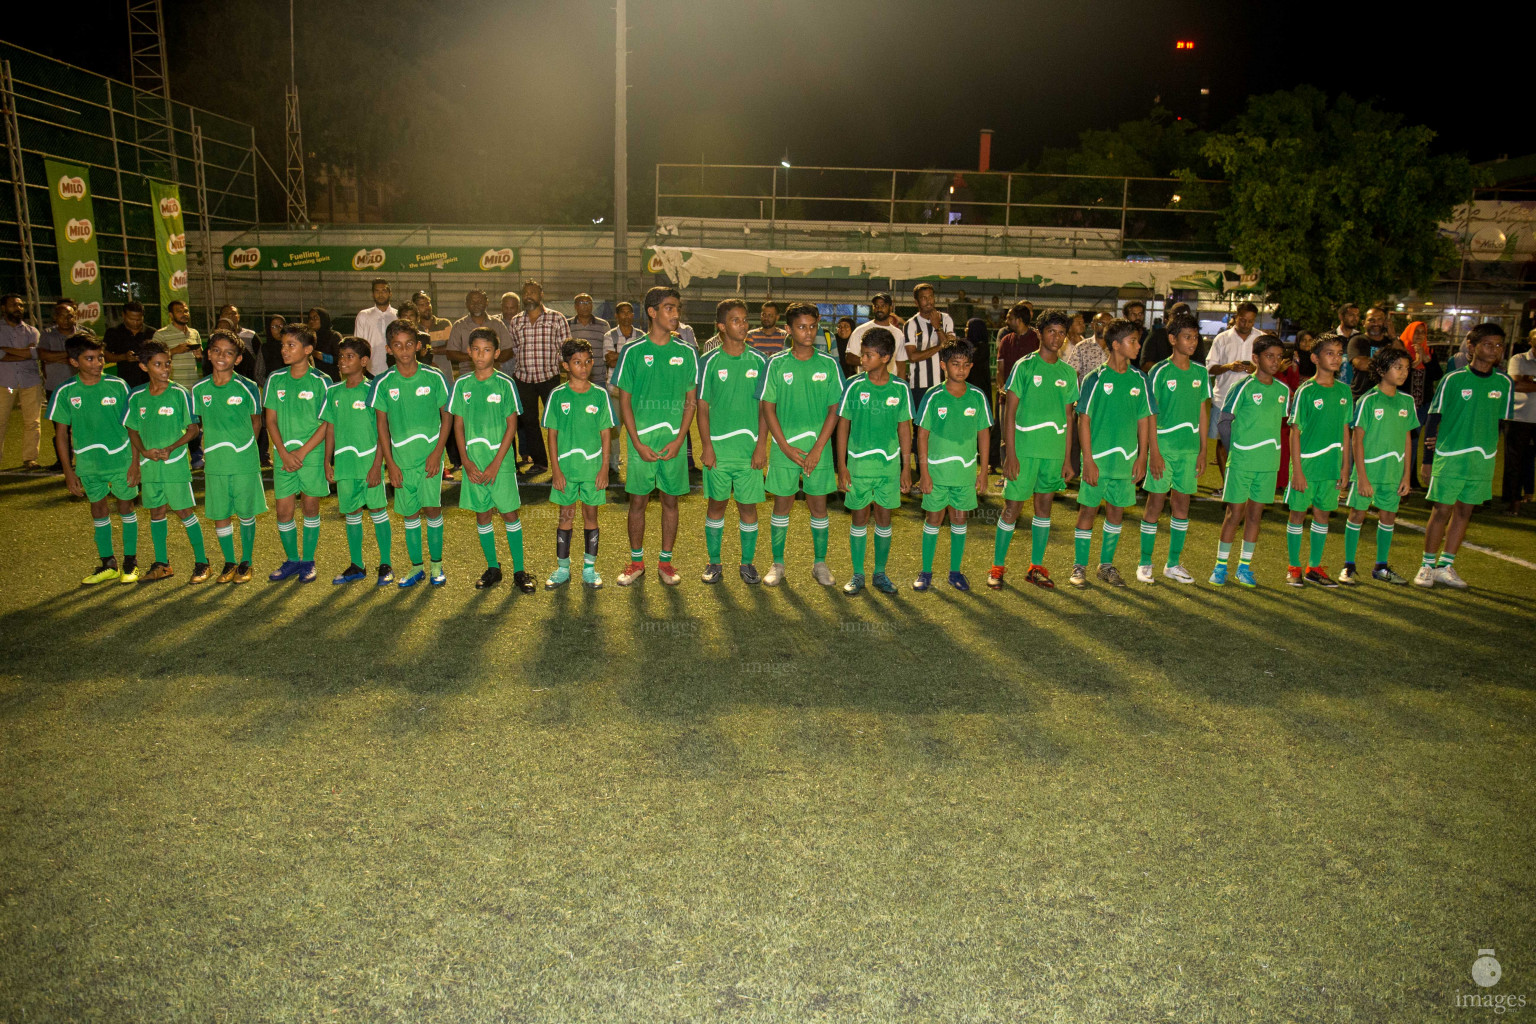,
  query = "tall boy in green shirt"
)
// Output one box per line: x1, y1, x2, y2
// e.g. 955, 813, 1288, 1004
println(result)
191, 330, 267, 583
544, 337, 615, 589
1282, 333, 1351, 588
125, 340, 209, 583
371, 319, 452, 587
1138, 312, 1209, 584
323, 337, 393, 585
696, 299, 768, 585
1342, 346, 1418, 585
914, 339, 991, 591
835, 326, 913, 595
265, 324, 332, 583
1210, 334, 1289, 589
